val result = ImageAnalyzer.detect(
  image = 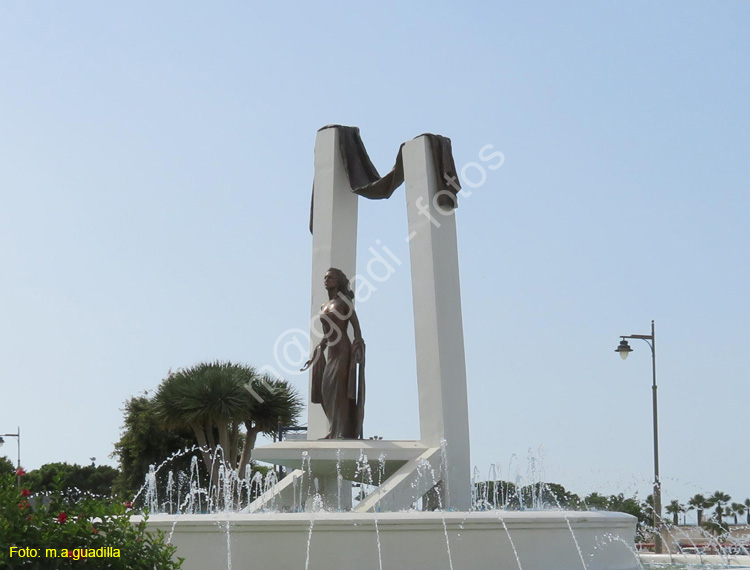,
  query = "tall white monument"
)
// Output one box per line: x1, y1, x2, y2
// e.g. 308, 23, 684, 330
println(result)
146, 127, 640, 570
251, 125, 470, 511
